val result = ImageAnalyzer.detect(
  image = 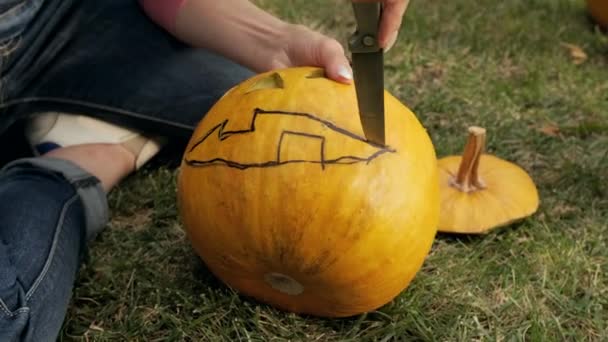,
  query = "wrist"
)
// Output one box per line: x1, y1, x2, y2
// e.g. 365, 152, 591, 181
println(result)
259, 23, 306, 71
245, 20, 294, 71
139, 0, 186, 34
170, 0, 296, 73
